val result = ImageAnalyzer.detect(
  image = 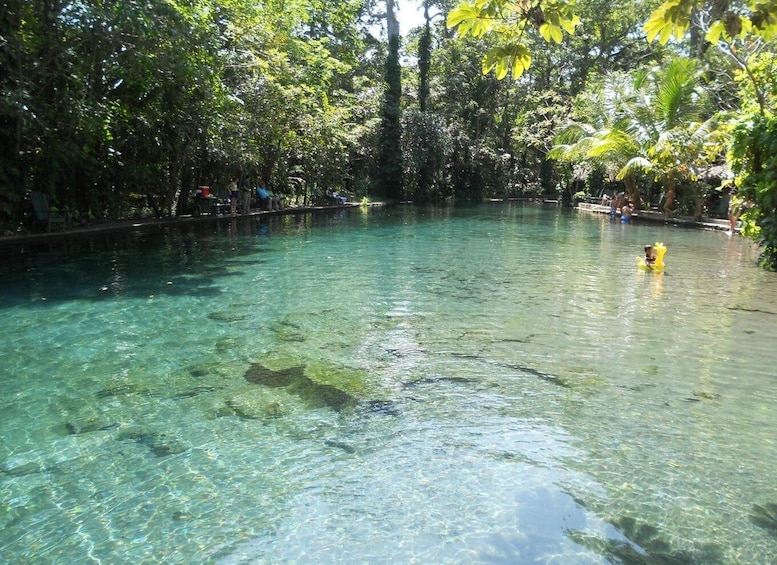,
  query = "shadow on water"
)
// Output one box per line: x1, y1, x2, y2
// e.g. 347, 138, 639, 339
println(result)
0, 218, 285, 308
474, 489, 723, 564
567, 514, 723, 564
0, 205, 497, 310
